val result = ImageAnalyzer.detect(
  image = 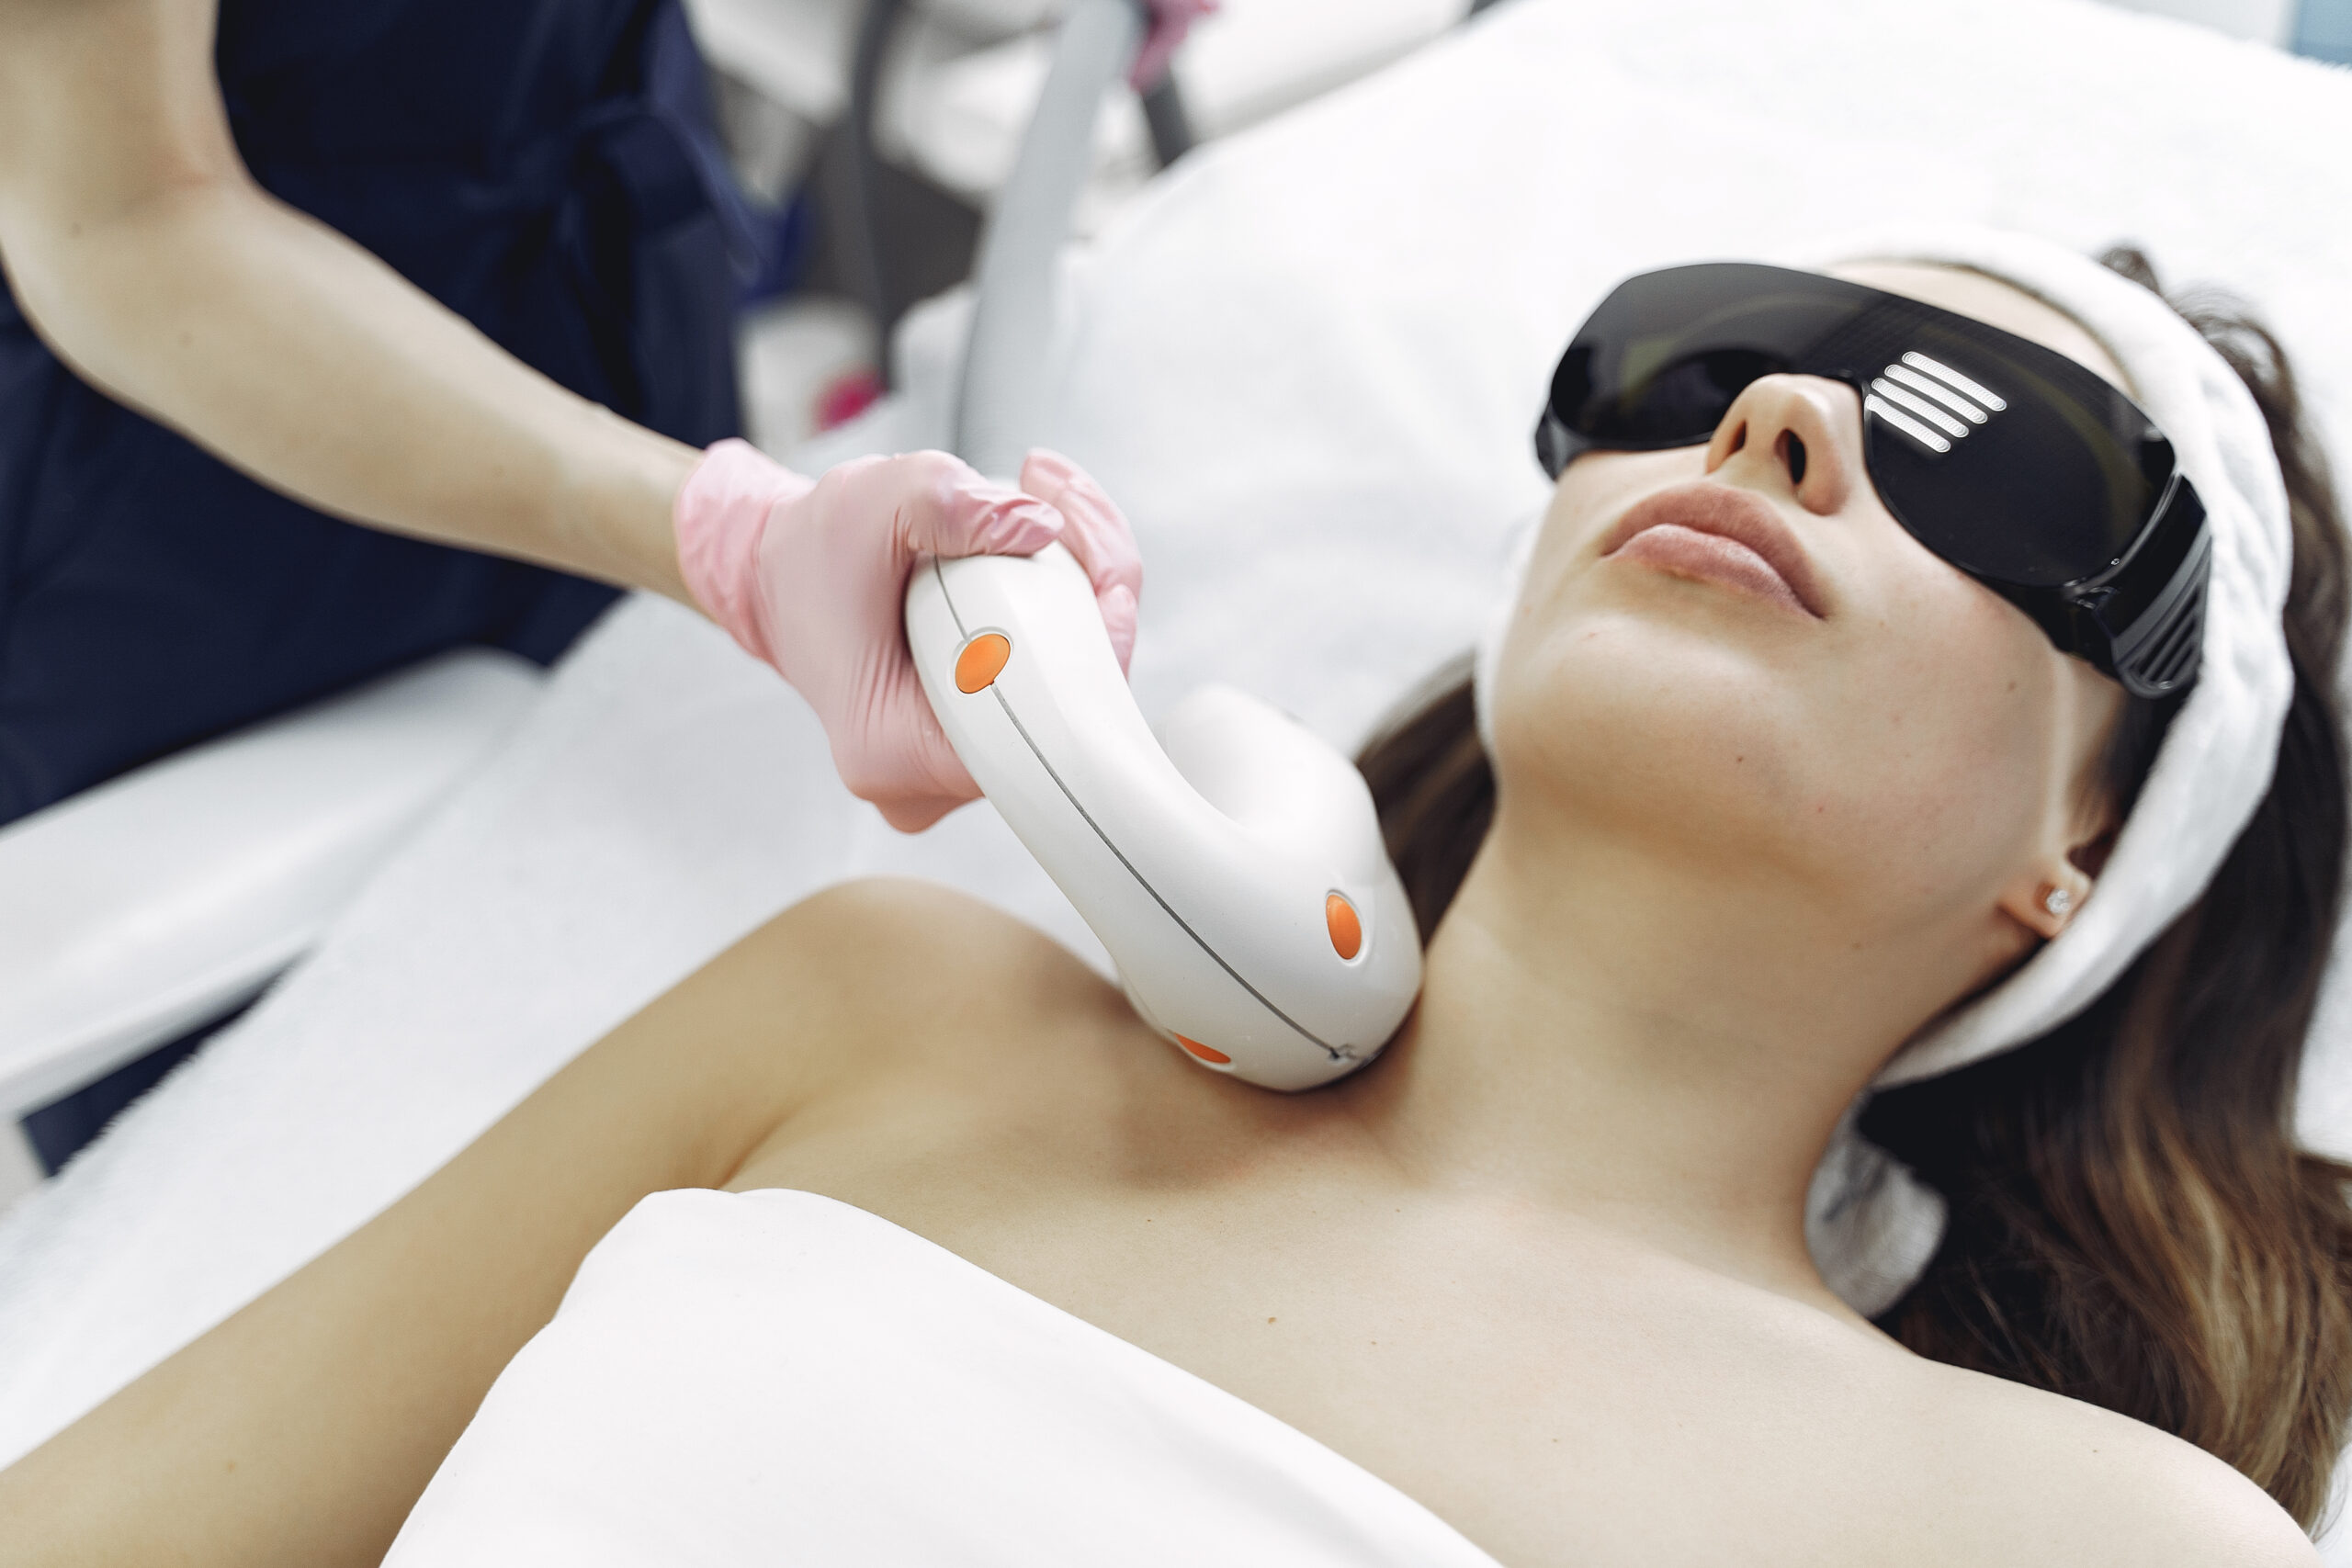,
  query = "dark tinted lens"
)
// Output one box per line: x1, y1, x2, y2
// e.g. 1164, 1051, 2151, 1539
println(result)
1858, 316, 2166, 587
1557, 345, 1781, 444
1552, 265, 1871, 447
